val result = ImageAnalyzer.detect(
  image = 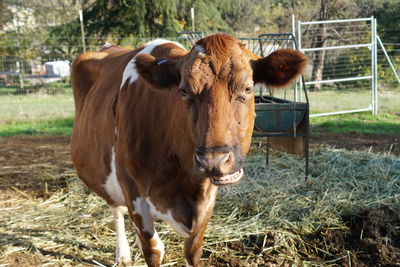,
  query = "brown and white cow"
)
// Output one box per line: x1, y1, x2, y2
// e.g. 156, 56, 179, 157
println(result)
71, 34, 306, 266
